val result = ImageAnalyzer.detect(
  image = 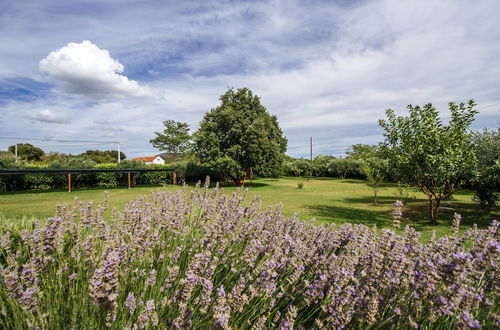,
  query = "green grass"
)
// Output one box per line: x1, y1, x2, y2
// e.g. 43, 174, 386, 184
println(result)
0, 177, 498, 240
